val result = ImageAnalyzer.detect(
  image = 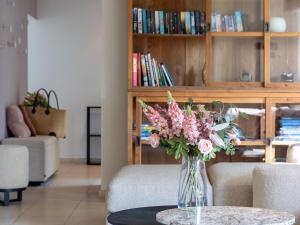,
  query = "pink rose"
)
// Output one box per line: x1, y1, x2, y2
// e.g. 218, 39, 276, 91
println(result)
149, 133, 160, 148
198, 139, 213, 155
